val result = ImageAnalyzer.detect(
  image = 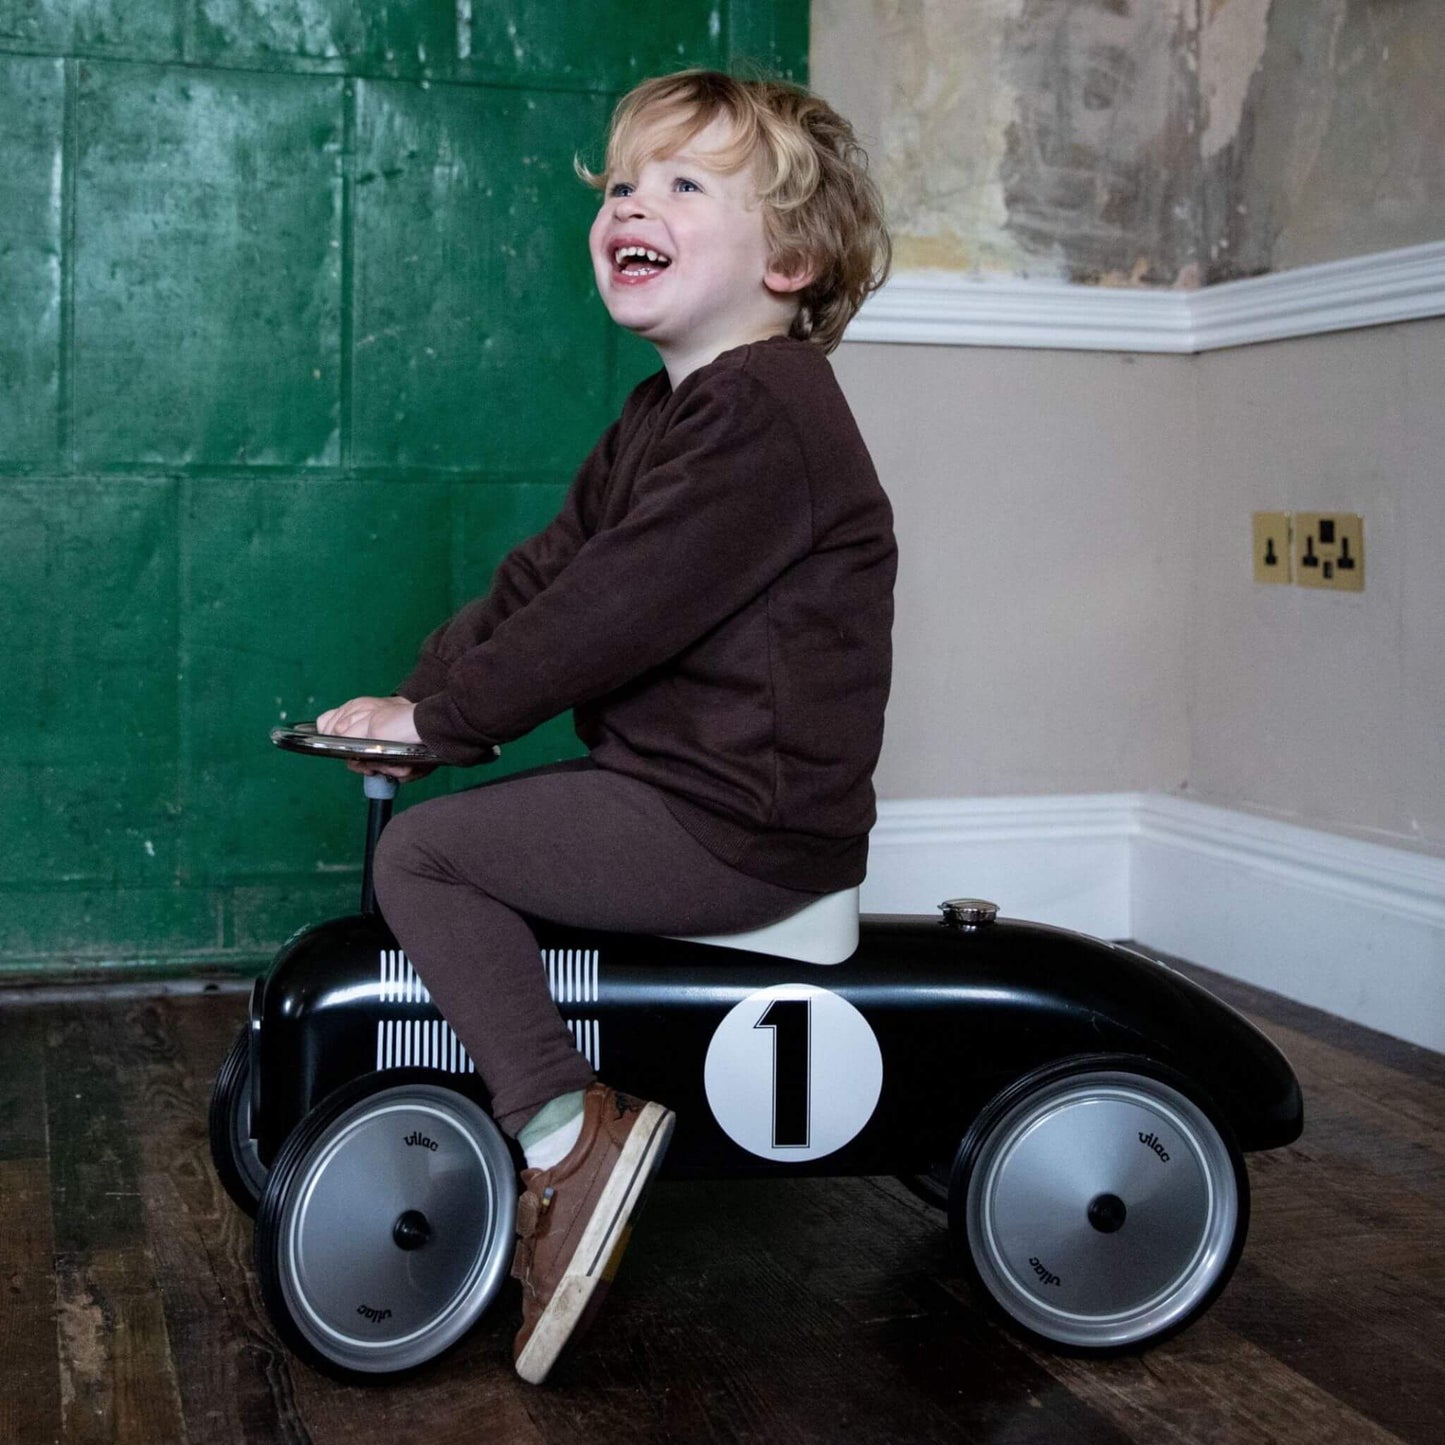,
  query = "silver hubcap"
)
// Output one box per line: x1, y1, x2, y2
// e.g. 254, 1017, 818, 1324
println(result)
276, 1086, 515, 1372
966, 1071, 1239, 1348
